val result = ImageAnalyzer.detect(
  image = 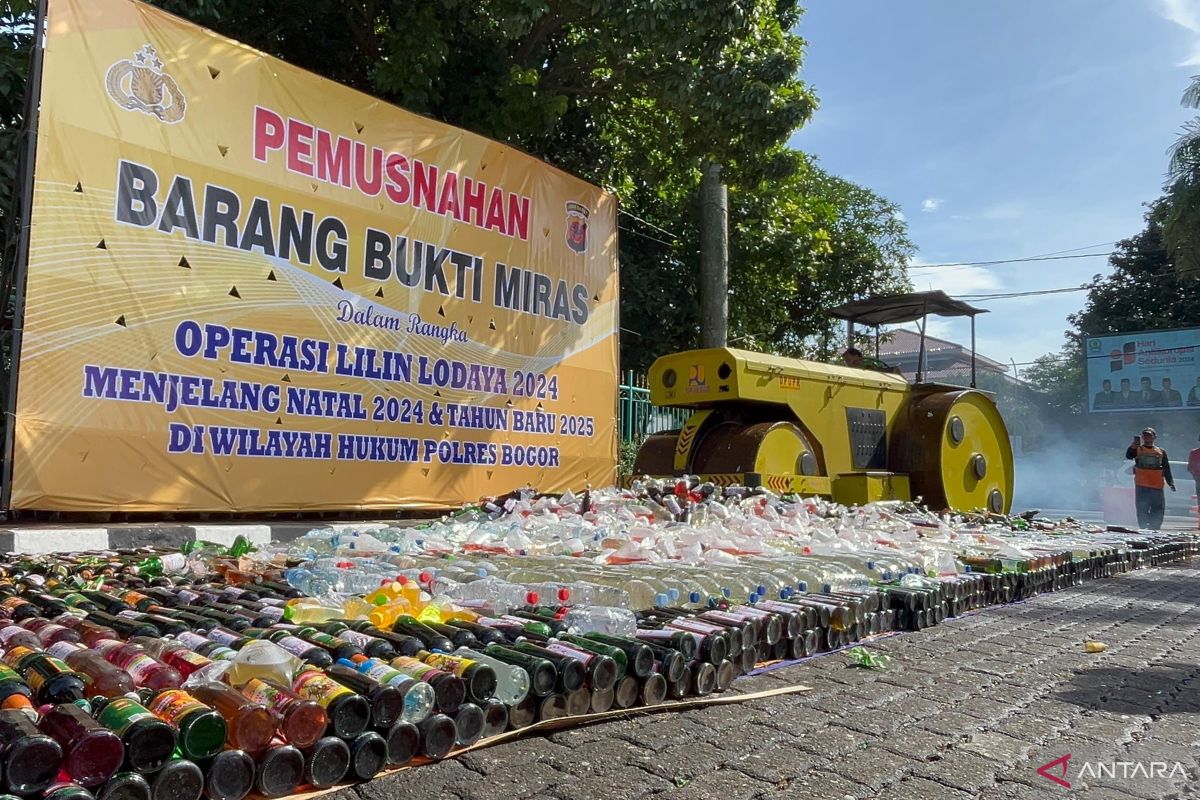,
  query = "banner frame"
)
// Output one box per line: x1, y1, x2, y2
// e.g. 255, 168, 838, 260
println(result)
1, 0, 49, 514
